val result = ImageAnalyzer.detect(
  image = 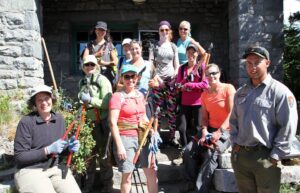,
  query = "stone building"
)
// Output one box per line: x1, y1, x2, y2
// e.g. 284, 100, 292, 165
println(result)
0, 0, 284, 97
